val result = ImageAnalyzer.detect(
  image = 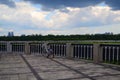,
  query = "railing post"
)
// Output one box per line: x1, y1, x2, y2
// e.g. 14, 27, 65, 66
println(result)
25, 42, 30, 55
99, 45, 103, 62
93, 44, 103, 63
7, 41, 12, 54
66, 43, 73, 59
